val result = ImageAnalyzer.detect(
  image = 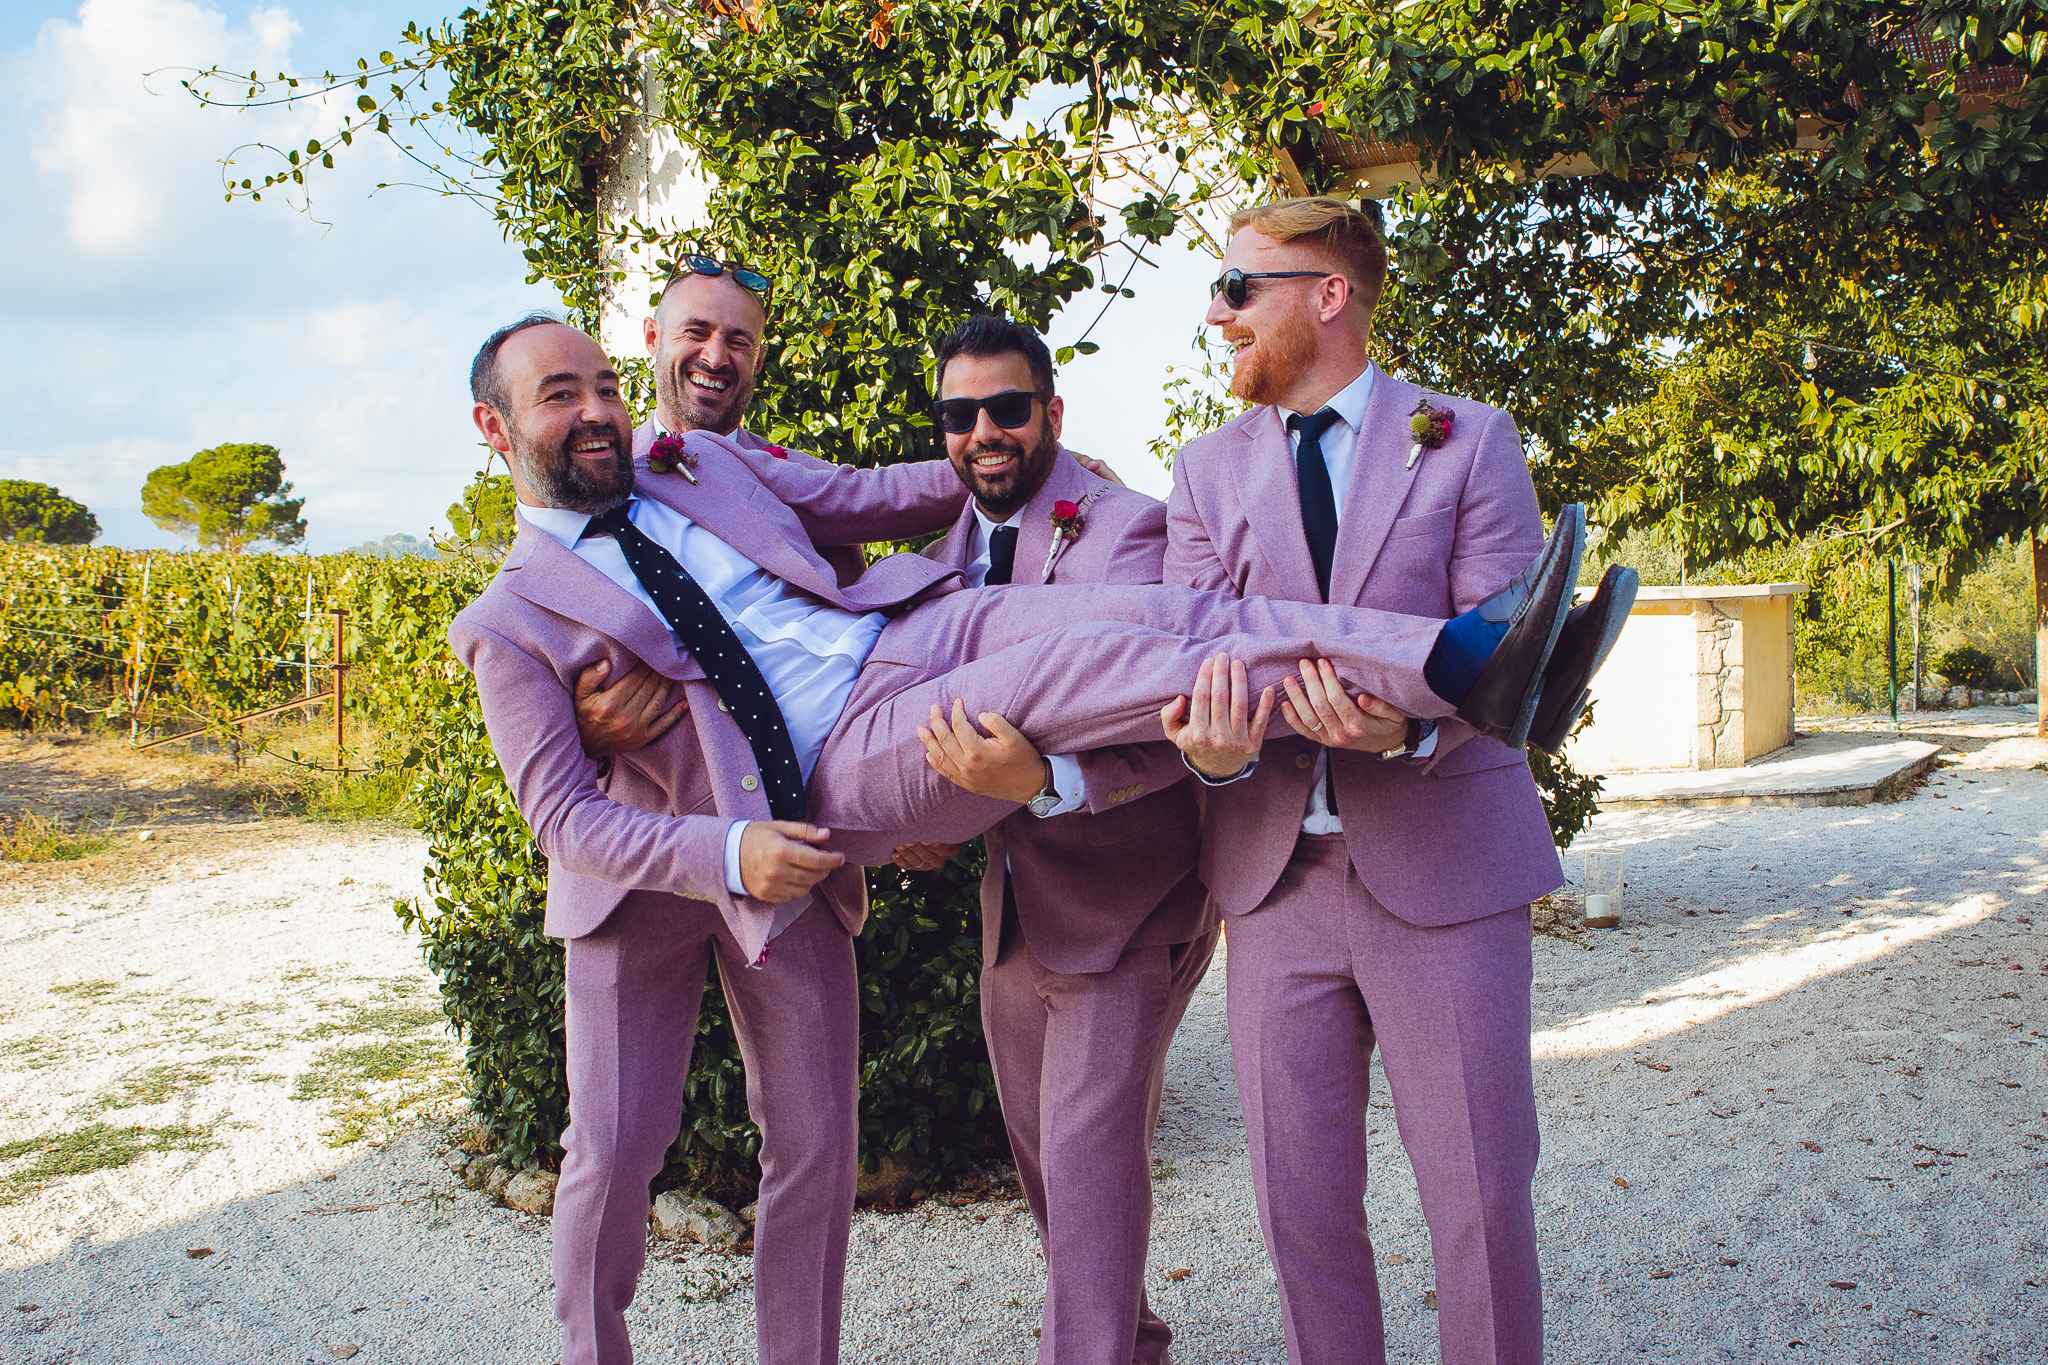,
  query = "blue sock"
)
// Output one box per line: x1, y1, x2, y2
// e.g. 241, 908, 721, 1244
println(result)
1424, 609, 1511, 705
